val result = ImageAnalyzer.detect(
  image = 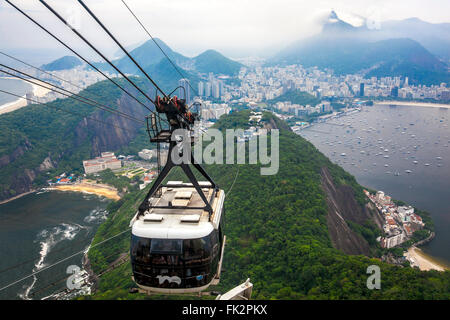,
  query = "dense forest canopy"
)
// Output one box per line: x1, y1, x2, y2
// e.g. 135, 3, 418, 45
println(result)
82, 110, 450, 300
